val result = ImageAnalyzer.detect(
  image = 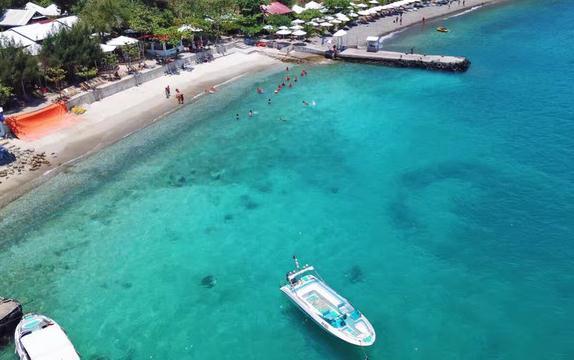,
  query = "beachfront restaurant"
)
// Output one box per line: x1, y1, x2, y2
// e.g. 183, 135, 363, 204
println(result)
141, 34, 185, 59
